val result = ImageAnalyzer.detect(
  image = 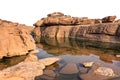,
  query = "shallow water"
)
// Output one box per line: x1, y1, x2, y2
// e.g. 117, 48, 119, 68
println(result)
36, 37, 120, 80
